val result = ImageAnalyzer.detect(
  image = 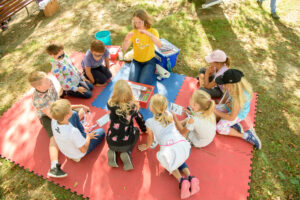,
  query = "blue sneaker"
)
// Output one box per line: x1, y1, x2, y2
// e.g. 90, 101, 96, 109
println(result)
231, 123, 243, 134
244, 128, 262, 149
